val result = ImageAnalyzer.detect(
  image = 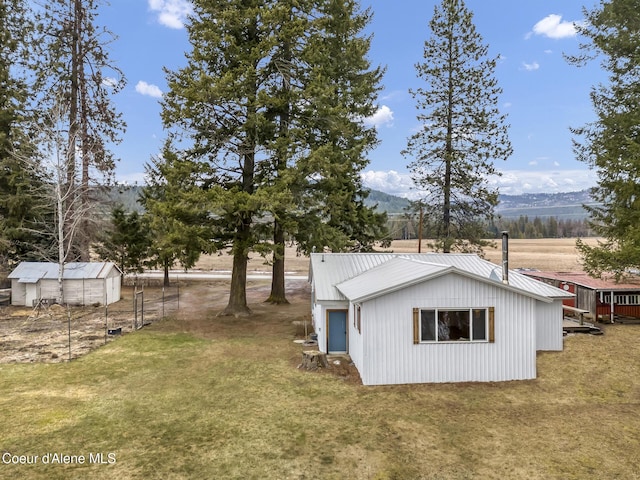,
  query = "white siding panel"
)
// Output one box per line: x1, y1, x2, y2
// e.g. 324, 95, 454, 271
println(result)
83, 279, 104, 305
63, 280, 84, 305
357, 273, 538, 385
536, 300, 563, 351
312, 303, 325, 353
11, 280, 26, 306
39, 280, 60, 302
105, 276, 121, 304
25, 284, 39, 307
347, 304, 364, 369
